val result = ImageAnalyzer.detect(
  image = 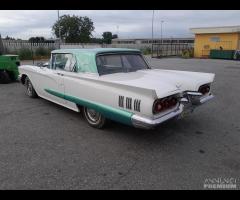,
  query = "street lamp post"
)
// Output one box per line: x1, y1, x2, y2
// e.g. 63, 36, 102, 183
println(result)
57, 10, 61, 47
151, 10, 155, 57
161, 20, 164, 44
160, 20, 164, 57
